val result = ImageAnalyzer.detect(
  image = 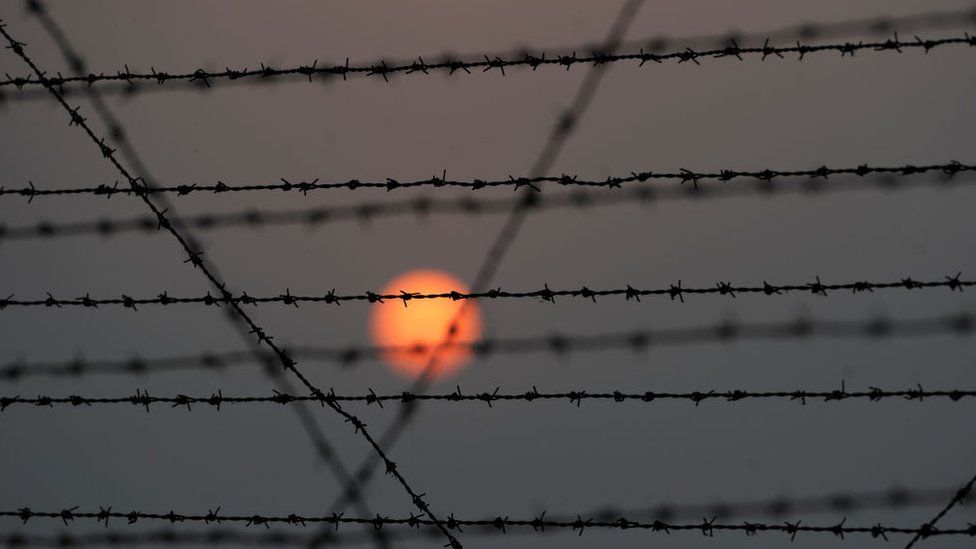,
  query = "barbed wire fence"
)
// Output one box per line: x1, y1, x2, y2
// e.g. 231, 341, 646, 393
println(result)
2, 6, 975, 105
0, 17, 461, 549
17, 2, 391, 547
0, 2, 974, 547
